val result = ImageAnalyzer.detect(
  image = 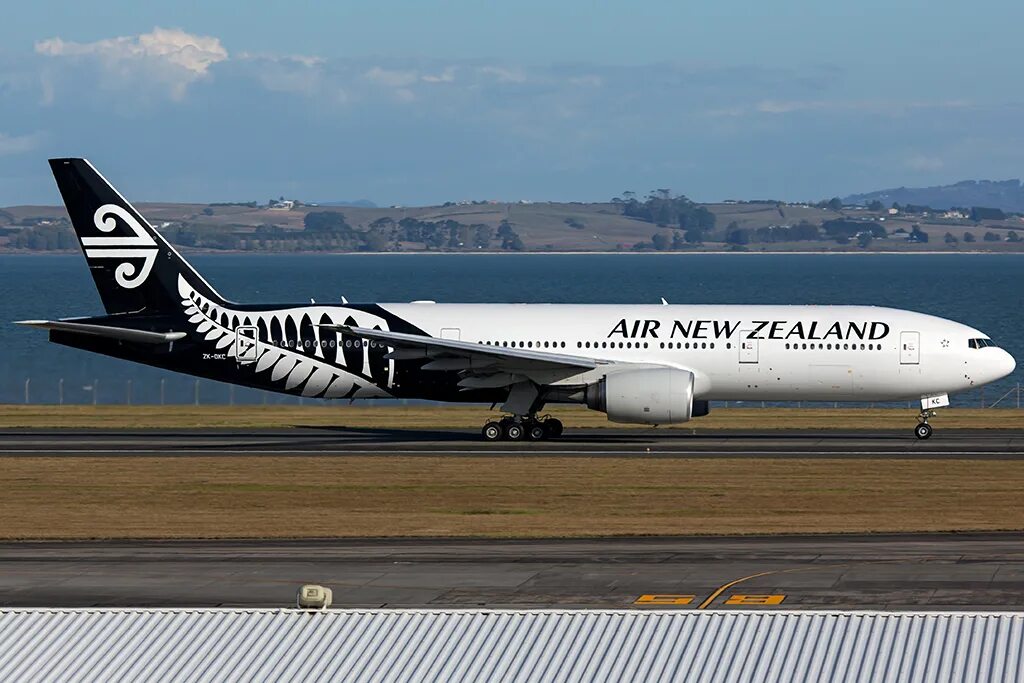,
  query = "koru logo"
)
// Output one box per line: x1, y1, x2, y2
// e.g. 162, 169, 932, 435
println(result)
80, 204, 158, 289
